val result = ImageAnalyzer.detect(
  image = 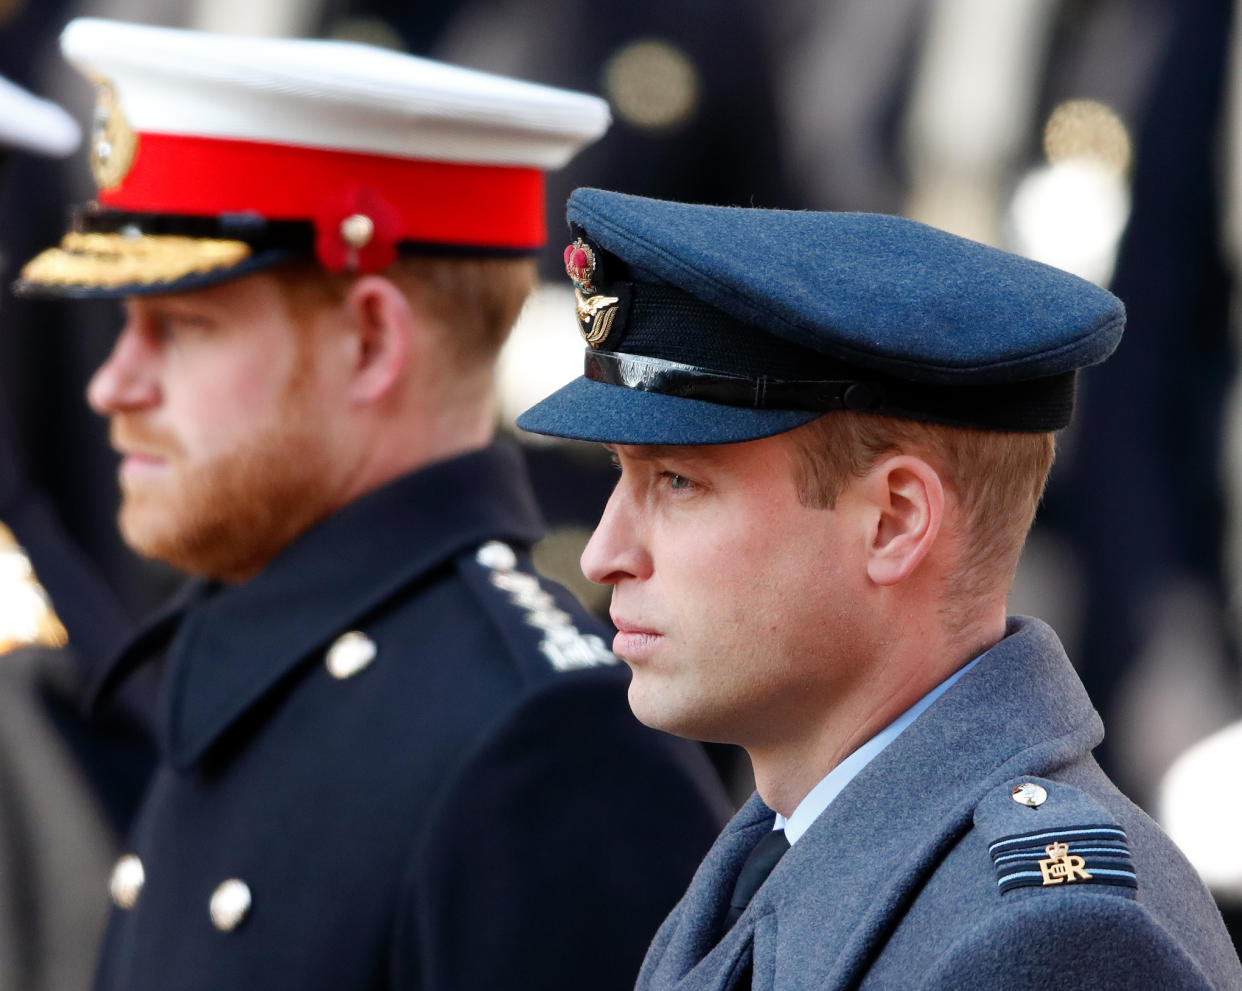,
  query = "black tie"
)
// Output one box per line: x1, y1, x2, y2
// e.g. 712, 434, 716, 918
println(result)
722, 828, 790, 931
